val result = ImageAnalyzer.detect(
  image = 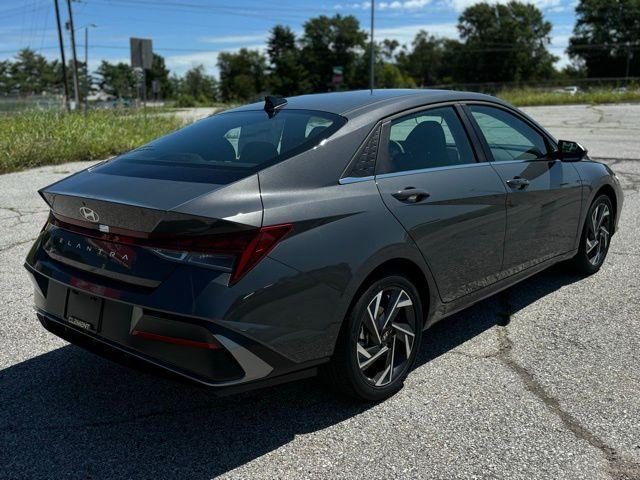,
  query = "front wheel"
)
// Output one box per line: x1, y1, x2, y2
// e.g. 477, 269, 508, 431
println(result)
570, 194, 613, 275
324, 274, 423, 401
